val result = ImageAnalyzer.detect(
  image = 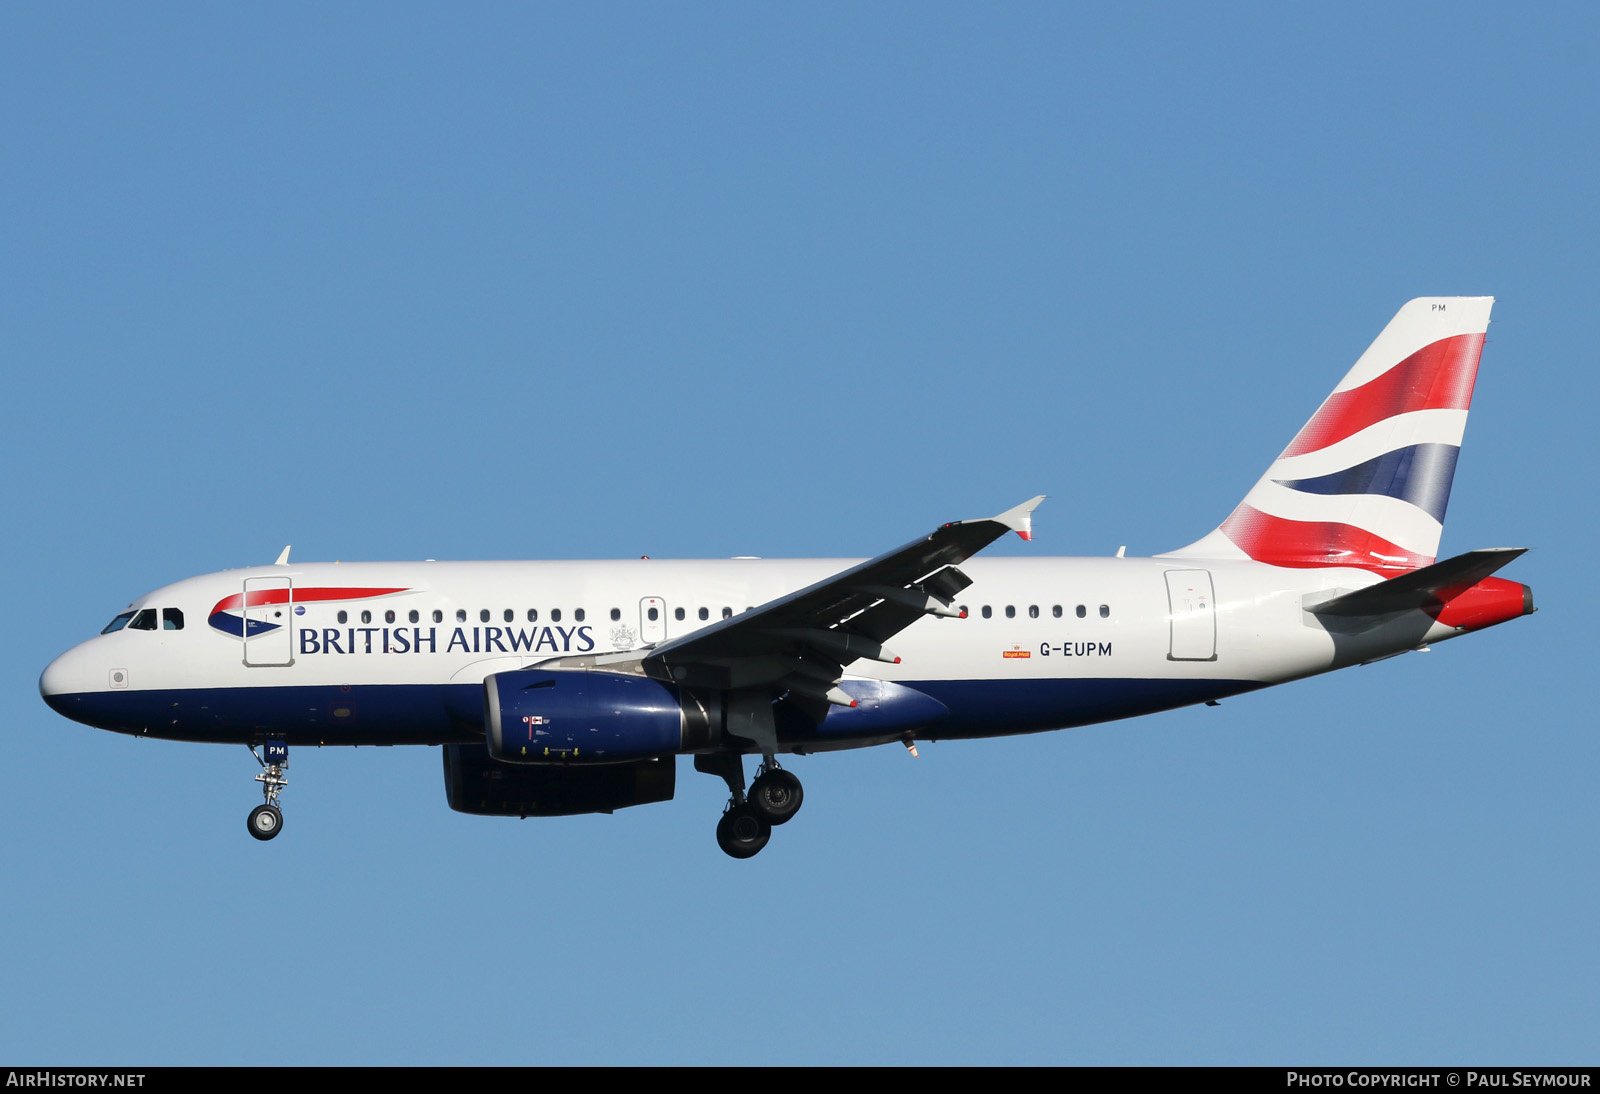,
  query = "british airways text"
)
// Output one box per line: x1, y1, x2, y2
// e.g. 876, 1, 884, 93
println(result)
298, 626, 596, 655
